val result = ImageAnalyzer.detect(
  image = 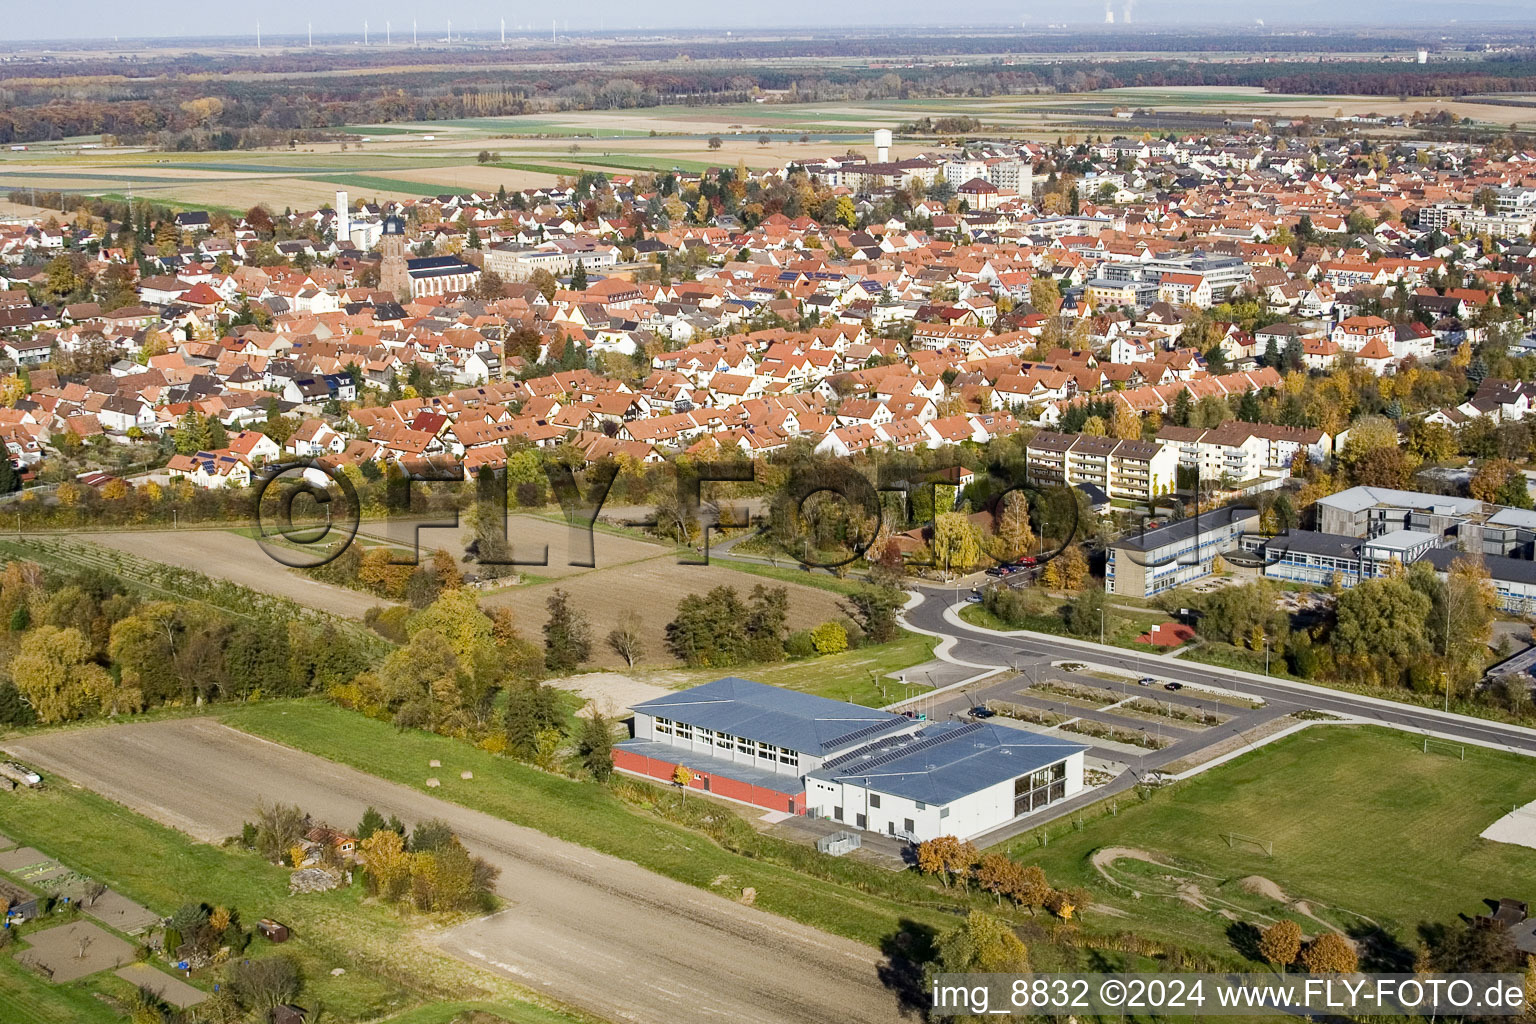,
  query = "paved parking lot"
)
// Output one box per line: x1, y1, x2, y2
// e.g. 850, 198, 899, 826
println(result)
915, 662, 1289, 770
